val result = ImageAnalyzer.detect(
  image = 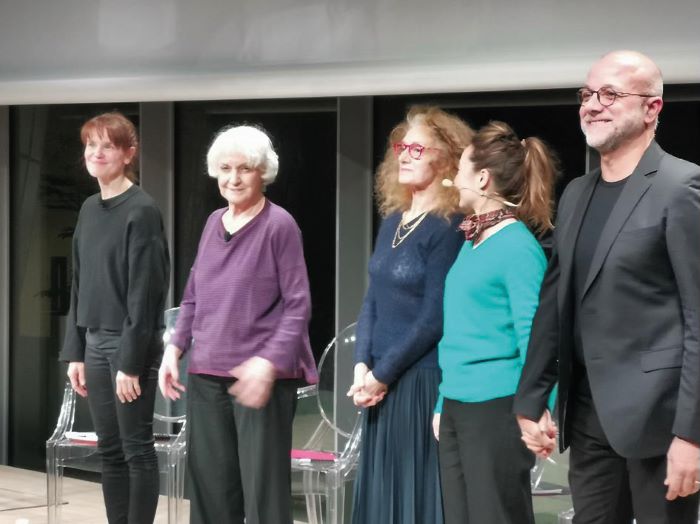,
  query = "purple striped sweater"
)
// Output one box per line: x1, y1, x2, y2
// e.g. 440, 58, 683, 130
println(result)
170, 199, 318, 384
